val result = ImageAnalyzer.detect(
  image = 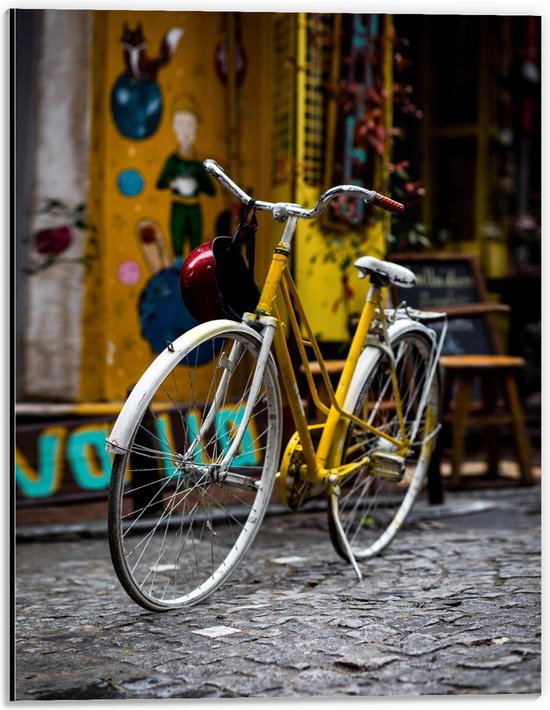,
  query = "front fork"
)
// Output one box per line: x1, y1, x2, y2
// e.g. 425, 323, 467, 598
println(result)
218, 319, 277, 472
186, 319, 276, 475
